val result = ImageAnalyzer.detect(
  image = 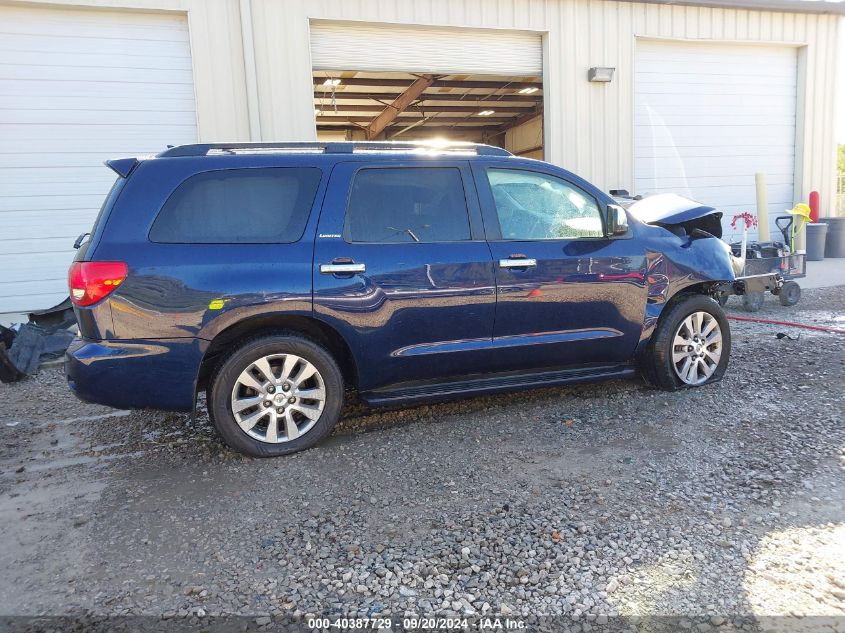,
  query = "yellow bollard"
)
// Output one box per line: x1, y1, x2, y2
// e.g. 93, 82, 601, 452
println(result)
755, 172, 770, 242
